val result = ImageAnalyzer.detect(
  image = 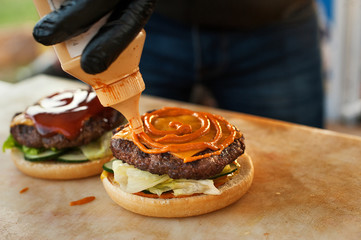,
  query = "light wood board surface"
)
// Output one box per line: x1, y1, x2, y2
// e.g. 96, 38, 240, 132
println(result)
1, 75, 361, 240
